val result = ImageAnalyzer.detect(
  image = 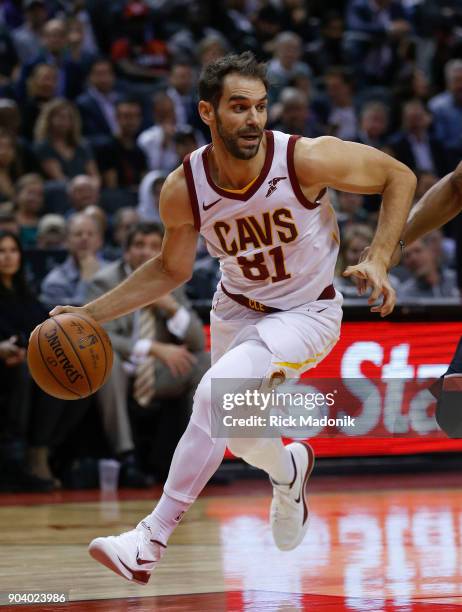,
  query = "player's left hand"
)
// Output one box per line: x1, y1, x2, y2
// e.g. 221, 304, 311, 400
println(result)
343, 260, 396, 317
